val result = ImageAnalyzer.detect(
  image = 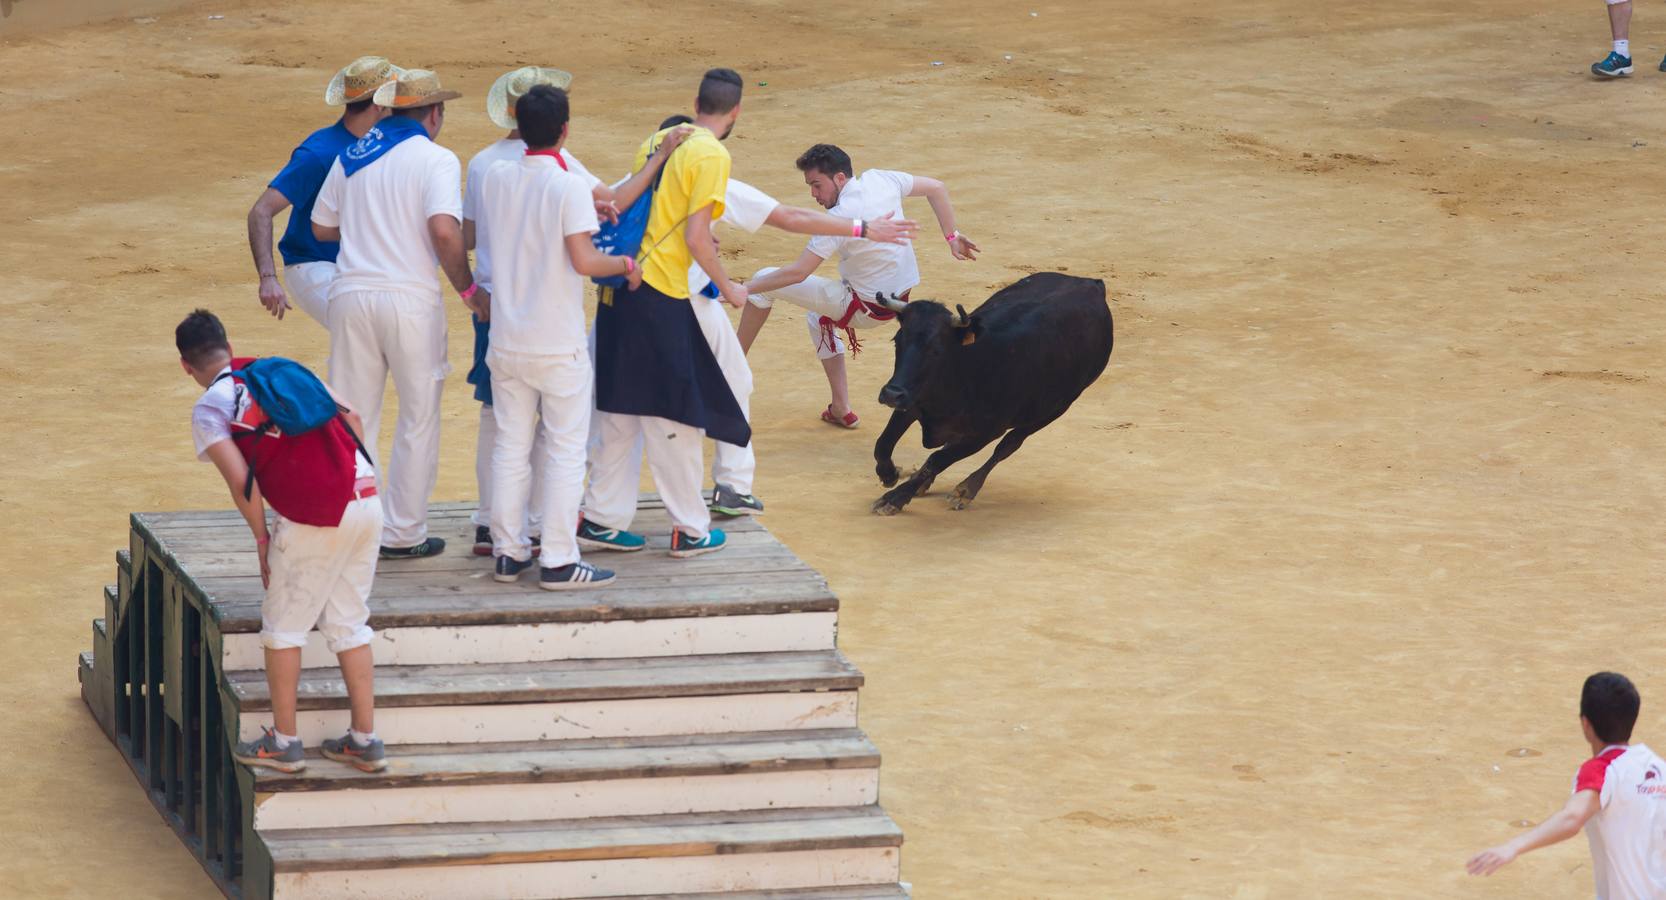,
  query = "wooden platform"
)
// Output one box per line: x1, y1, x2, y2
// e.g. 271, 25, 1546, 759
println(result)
79, 499, 907, 899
